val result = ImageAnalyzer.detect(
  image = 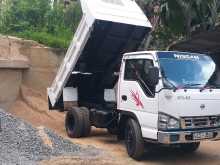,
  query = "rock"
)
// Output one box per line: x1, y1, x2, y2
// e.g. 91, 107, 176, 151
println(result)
0, 111, 101, 164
